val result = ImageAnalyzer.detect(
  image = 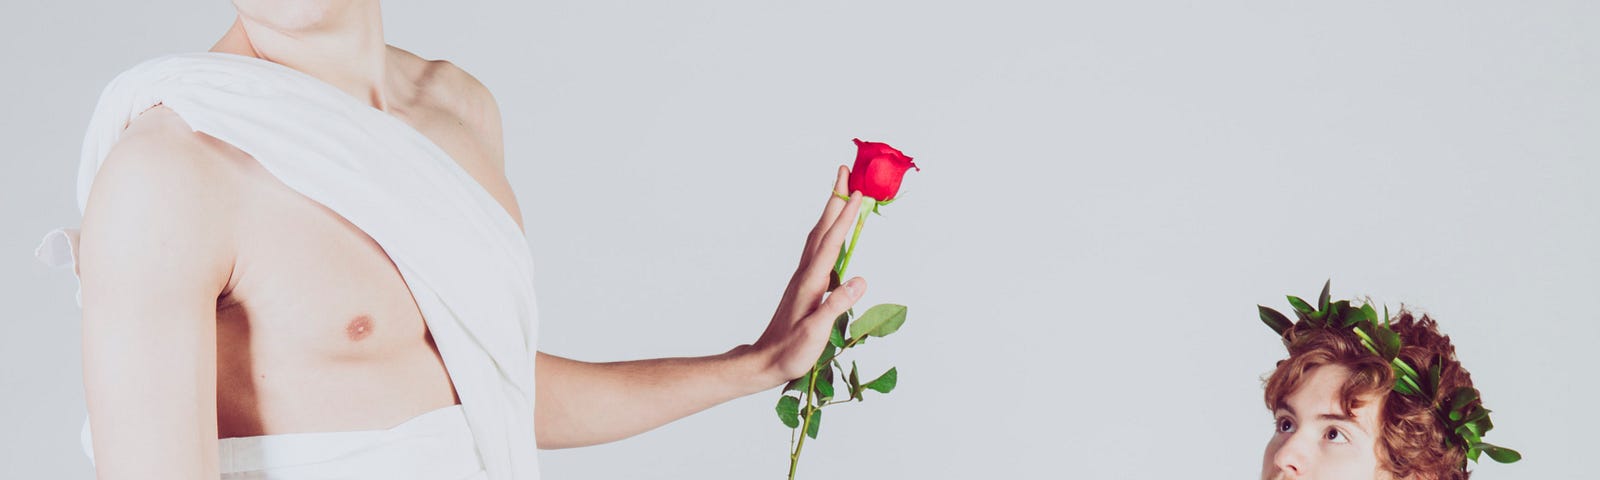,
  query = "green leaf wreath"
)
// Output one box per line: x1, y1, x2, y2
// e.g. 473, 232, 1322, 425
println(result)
1259, 280, 1522, 467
